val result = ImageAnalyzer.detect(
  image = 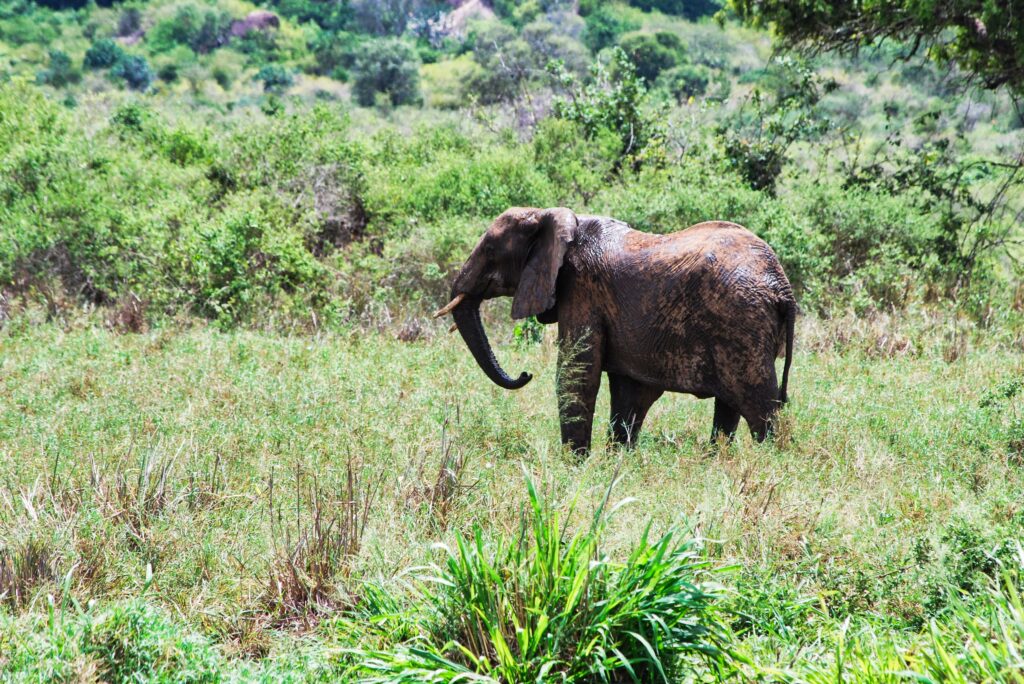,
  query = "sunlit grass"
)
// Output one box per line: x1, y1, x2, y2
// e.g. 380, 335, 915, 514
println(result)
0, 309, 1022, 680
